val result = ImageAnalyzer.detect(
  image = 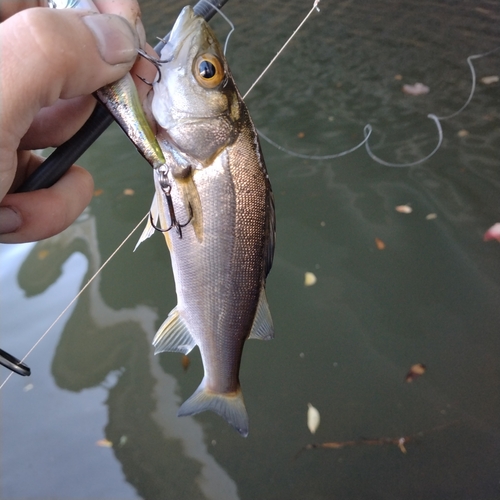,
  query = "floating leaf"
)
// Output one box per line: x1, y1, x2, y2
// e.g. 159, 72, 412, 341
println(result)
426, 213, 437, 220
37, 250, 49, 260
395, 205, 412, 214
402, 83, 430, 96
480, 75, 499, 85
307, 403, 320, 434
304, 272, 317, 286
405, 363, 426, 383
123, 188, 135, 196
96, 439, 113, 448
398, 438, 407, 454
181, 354, 190, 372
375, 237, 386, 250
484, 223, 500, 242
